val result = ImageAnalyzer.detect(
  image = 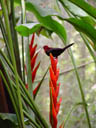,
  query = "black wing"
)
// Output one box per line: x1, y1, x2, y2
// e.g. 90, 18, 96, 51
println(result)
46, 48, 63, 57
